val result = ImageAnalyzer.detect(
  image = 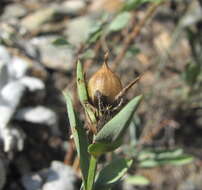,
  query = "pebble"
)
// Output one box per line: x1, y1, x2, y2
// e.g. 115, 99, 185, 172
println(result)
8, 57, 30, 79
15, 106, 59, 135
21, 7, 57, 31
0, 64, 9, 90
19, 76, 45, 91
1, 126, 26, 152
66, 16, 93, 46
22, 174, 43, 190
1, 81, 26, 108
1, 3, 27, 20
31, 36, 74, 71
0, 45, 11, 64
62, 0, 86, 15
42, 161, 77, 190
